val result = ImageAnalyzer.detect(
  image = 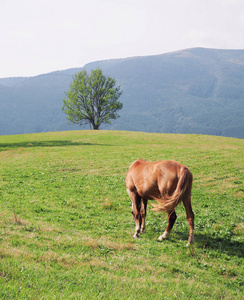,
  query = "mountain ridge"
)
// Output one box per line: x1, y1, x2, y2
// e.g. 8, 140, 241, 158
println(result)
0, 48, 243, 138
